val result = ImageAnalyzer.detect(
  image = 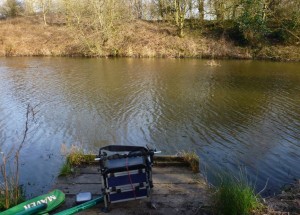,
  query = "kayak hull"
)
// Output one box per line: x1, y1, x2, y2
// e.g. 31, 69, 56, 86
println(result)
0, 189, 65, 215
